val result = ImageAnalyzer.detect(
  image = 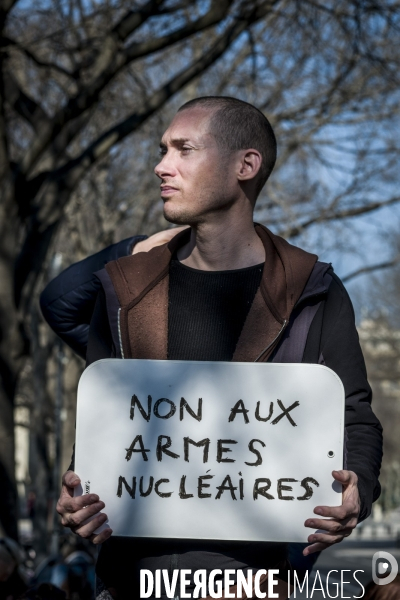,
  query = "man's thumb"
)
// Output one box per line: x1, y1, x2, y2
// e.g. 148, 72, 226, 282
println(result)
332, 469, 350, 483
63, 471, 81, 488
